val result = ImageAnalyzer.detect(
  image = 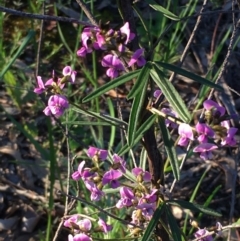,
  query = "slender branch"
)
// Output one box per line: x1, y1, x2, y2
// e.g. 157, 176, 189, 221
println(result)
0, 6, 96, 27
75, 0, 98, 26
